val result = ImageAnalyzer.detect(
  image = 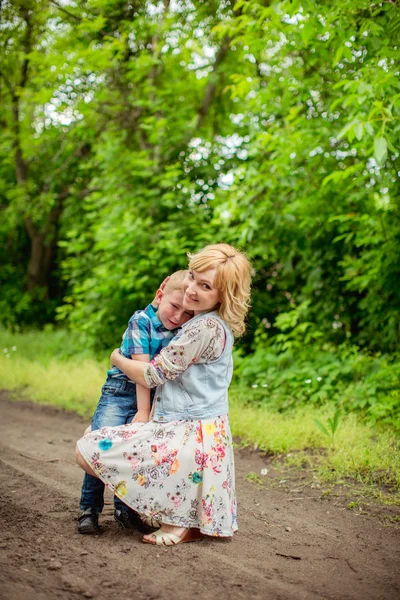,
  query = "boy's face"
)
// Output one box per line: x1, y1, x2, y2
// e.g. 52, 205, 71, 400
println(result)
157, 289, 194, 330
